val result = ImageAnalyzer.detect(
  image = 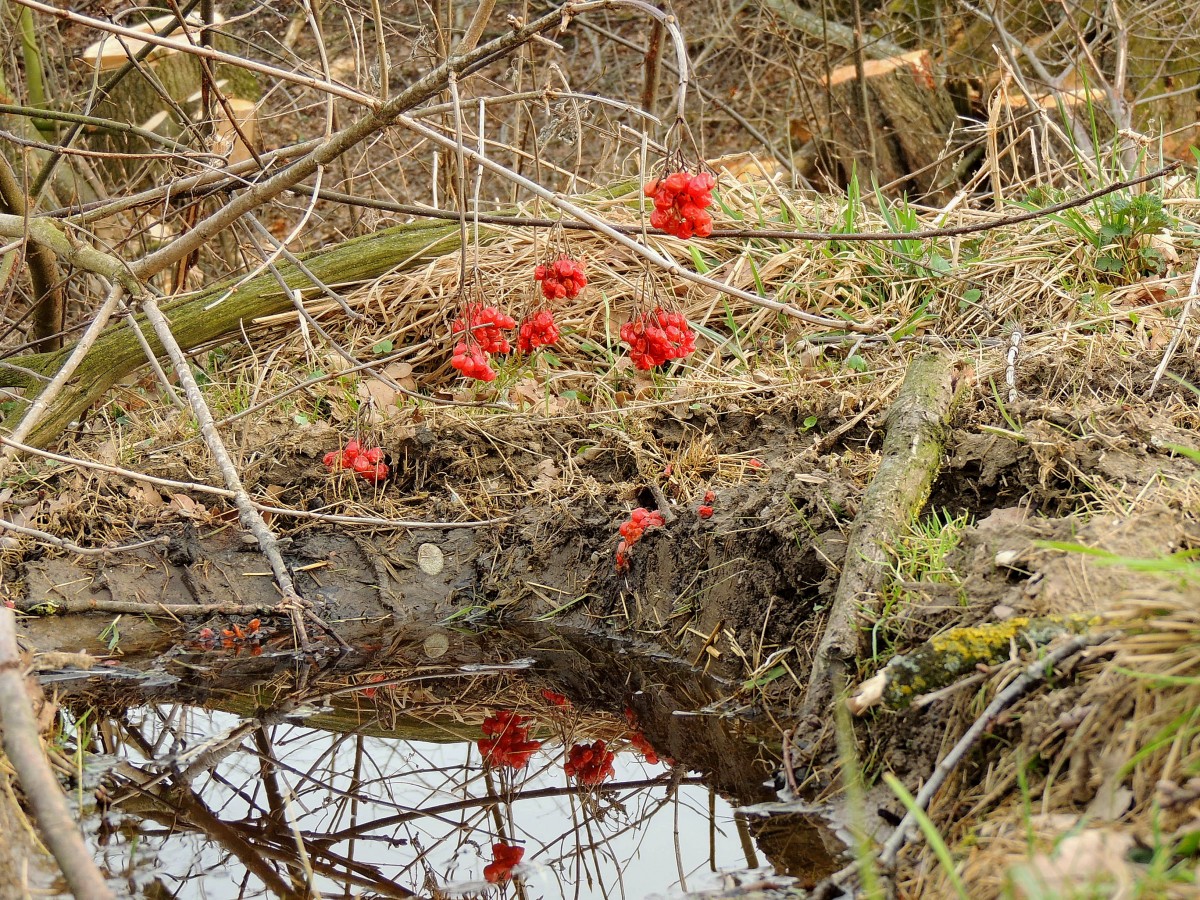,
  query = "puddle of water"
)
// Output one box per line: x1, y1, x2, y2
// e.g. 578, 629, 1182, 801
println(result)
57, 626, 839, 898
